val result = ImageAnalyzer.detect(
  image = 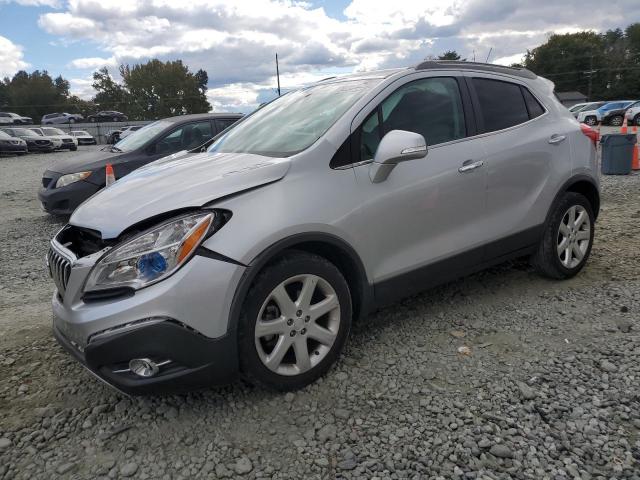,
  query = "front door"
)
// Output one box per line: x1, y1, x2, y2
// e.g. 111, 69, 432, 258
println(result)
348, 75, 489, 301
